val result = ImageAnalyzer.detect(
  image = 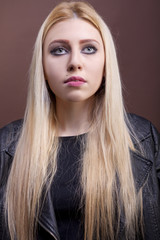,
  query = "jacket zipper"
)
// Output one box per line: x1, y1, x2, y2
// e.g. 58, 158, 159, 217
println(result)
38, 220, 59, 240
